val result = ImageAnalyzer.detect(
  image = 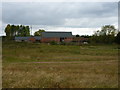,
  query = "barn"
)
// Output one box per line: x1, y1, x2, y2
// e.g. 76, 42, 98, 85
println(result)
15, 31, 73, 43
15, 37, 30, 42
15, 36, 41, 42
29, 36, 41, 42
73, 37, 89, 45
41, 32, 73, 43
